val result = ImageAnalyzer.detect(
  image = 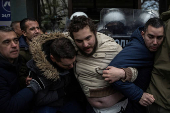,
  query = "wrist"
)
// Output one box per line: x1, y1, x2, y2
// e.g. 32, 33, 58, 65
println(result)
27, 79, 42, 94
27, 87, 36, 94
121, 68, 132, 82
120, 69, 126, 79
